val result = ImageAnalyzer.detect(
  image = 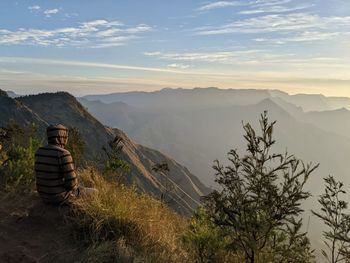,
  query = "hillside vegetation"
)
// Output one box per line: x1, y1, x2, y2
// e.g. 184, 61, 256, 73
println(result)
3, 90, 350, 262
0, 90, 209, 215
0, 122, 233, 262
80, 88, 350, 250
